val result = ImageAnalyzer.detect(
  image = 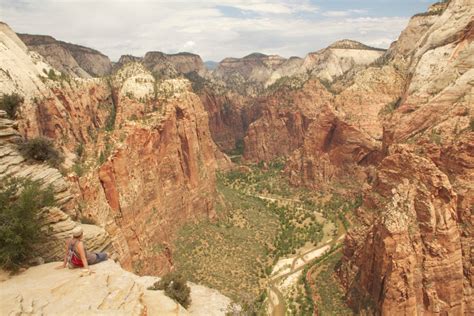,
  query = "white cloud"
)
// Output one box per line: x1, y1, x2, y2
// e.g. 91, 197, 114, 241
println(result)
0, 0, 410, 61
325, 11, 351, 17
322, 9, 368, 17
219, 0, 319, 14
182, 40, 196, 52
